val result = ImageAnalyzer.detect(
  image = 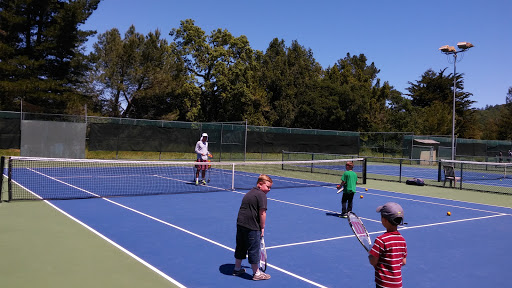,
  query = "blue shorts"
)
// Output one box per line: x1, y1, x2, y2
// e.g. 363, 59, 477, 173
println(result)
234, 225, 261, 264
